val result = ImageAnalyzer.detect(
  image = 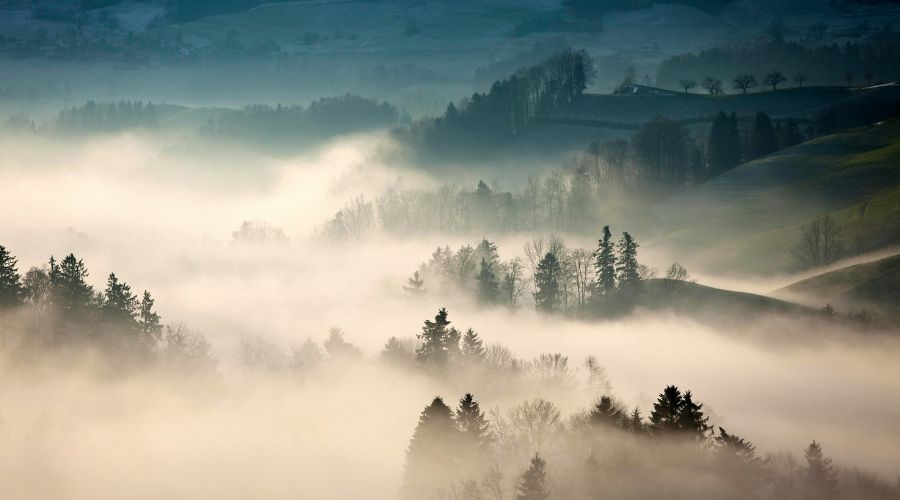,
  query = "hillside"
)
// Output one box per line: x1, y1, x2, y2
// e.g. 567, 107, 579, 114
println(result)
775, 252, 900, 316
651, 118, 900, 275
